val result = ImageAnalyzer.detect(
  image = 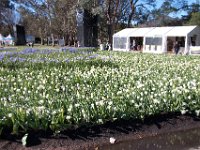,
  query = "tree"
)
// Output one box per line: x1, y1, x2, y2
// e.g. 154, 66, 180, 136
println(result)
49, 0, 77, 45
18, 7, 49, 44
0, 0, 10, 21
187, 12, 200, 26
17, 0, 78, 45
143, 0, 189, 27
16, 0, 194, 47
17, 0, 50, 44
185, 0, 200, 25
0, 0, 16, 35
77, 0, 155, 43
126, 0, 156, 27
182, 2, 200, 24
